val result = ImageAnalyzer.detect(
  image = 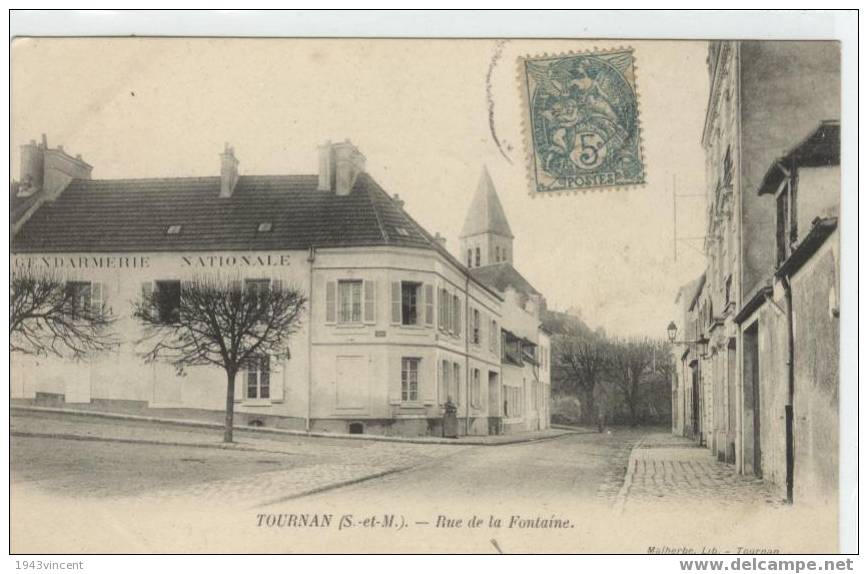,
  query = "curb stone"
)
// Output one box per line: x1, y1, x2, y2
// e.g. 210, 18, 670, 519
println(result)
11, 405, 575, 447
613, 434, 648, 513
